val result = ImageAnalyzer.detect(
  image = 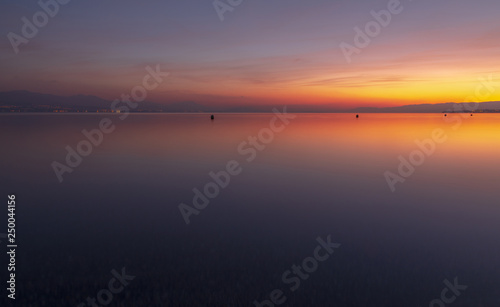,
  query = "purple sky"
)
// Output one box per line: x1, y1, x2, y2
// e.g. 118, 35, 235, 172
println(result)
1, 0, 499, 108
